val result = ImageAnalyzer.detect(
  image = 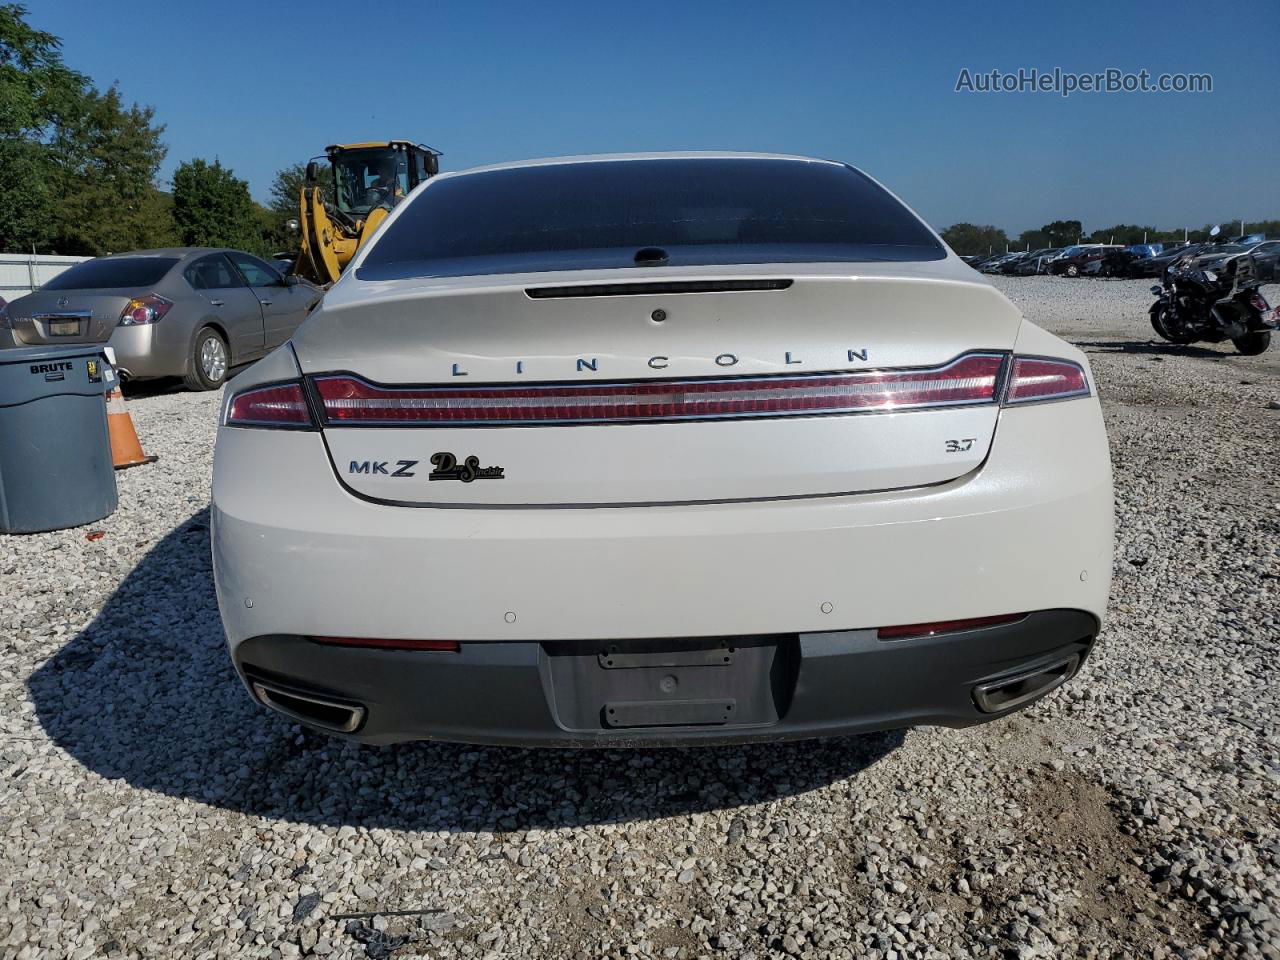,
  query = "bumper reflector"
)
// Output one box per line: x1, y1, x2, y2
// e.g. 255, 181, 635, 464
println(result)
310, 636, 461, 652
877, 613, 1026, 640
312, 353, 1006, 426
